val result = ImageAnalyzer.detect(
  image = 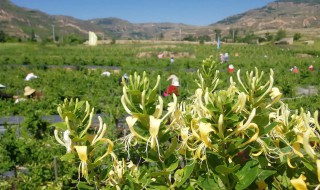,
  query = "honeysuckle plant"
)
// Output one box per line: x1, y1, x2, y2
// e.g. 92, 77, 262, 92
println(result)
52, 99, 116, 187
52, 56, 320, 190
